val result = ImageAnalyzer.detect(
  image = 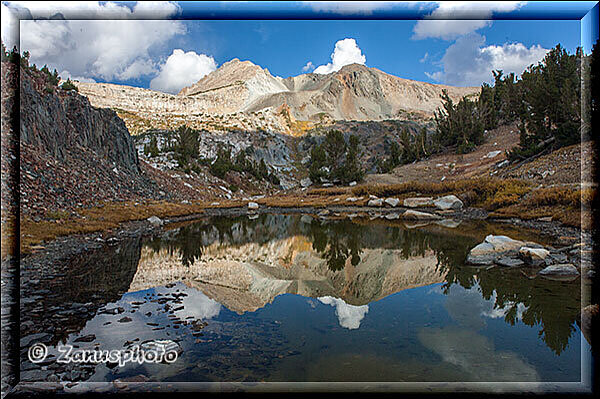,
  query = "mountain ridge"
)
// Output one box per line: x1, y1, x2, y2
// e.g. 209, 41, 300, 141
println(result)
75, 58, 479, 136
177, 59, 480, 121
